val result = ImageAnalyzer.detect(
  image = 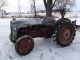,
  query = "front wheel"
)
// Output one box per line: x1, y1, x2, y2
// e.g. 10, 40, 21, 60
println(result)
15, 35, 34, 56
